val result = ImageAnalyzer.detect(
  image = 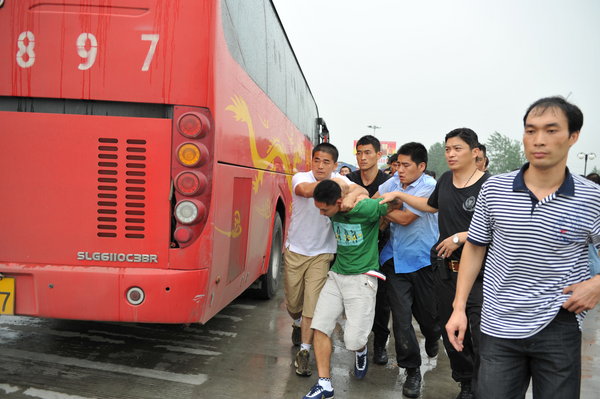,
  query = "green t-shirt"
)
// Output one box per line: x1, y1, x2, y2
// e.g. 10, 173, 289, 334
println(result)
330, 198, 388, 275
